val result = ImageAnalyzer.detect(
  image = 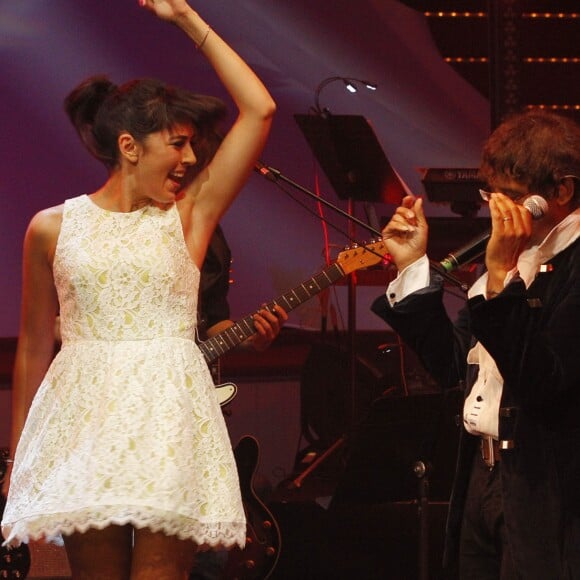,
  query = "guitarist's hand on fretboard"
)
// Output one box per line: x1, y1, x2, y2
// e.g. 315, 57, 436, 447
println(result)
206, 304, 288, 355
243, 304, 288, 352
